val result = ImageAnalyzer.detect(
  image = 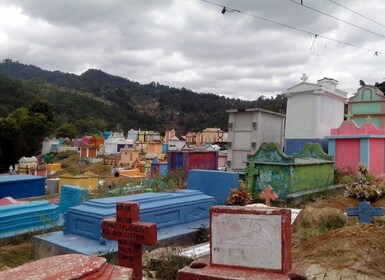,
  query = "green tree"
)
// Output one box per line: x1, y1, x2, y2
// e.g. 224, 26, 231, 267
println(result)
56, 123, 78, 139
